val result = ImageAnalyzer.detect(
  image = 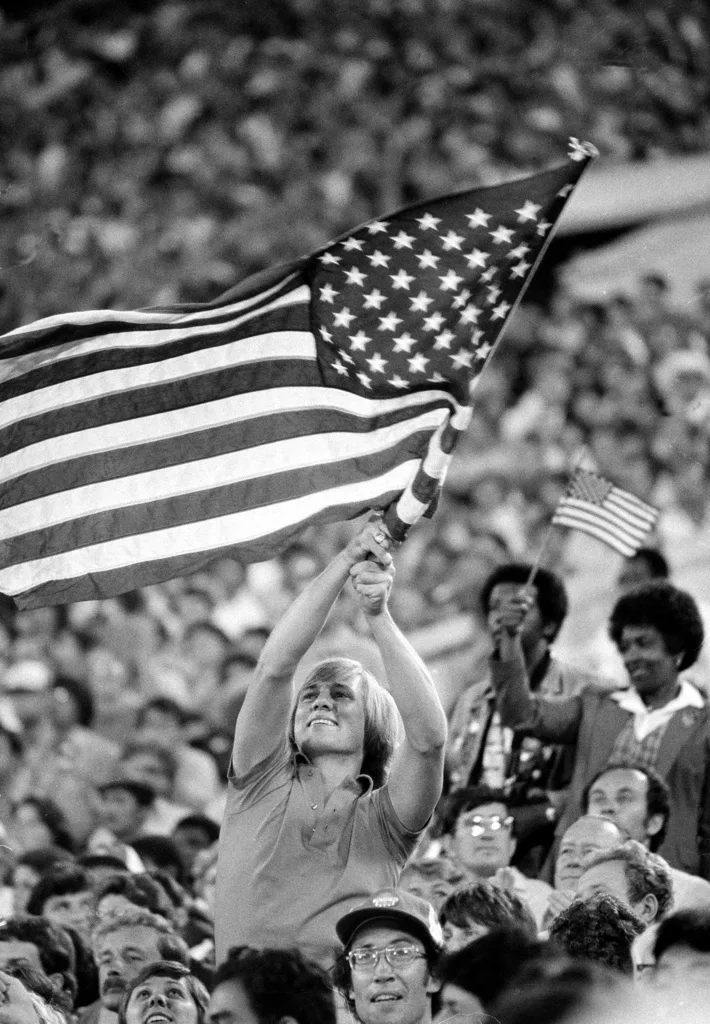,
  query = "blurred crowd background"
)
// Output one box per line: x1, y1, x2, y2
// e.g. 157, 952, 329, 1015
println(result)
0, 0, 710, 915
